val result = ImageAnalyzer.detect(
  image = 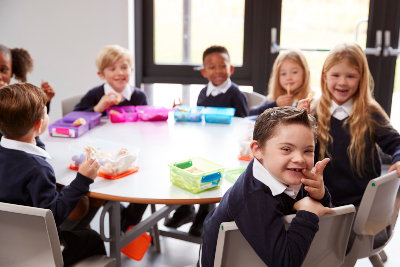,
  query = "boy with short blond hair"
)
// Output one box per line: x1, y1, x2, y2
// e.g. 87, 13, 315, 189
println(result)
0, 83, 106, 266
74, 44, 147, 116
200, 107, 333, 267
